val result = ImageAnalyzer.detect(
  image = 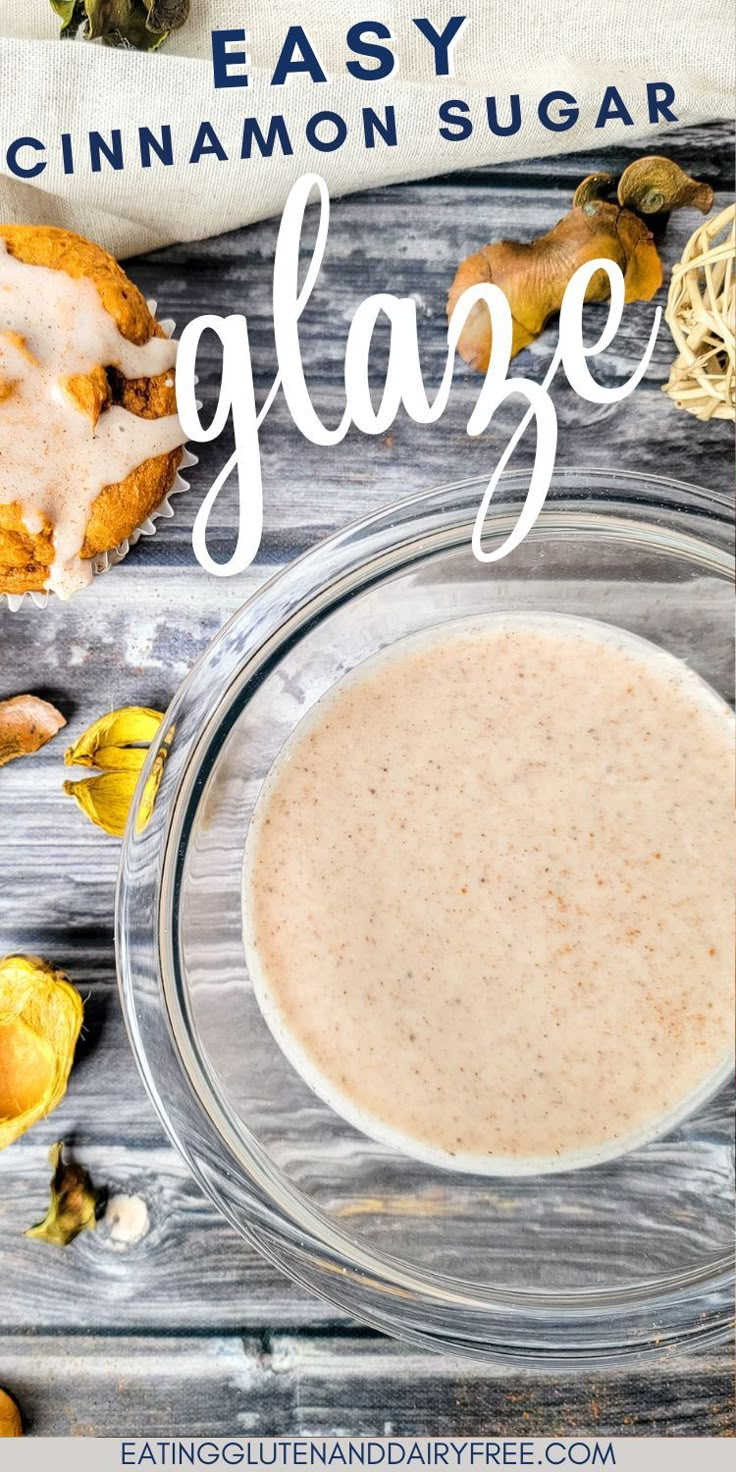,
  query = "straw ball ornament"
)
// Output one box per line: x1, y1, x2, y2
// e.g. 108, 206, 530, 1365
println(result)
663, 205, 735, 421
